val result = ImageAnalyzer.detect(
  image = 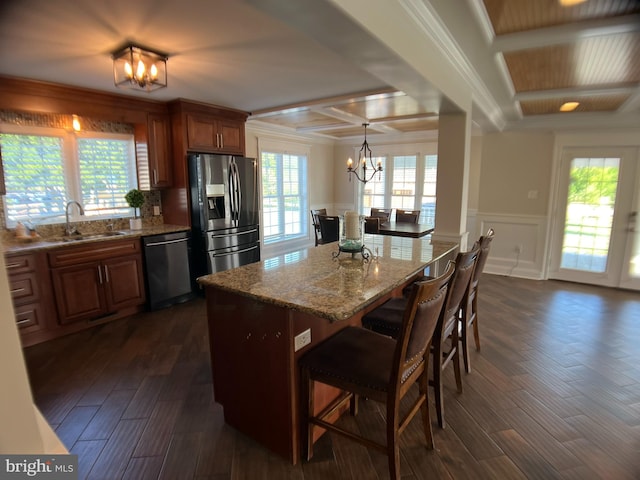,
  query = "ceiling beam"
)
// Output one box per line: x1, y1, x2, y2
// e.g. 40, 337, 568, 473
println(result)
514, 83, 640, 101
492, 14, 640, 53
